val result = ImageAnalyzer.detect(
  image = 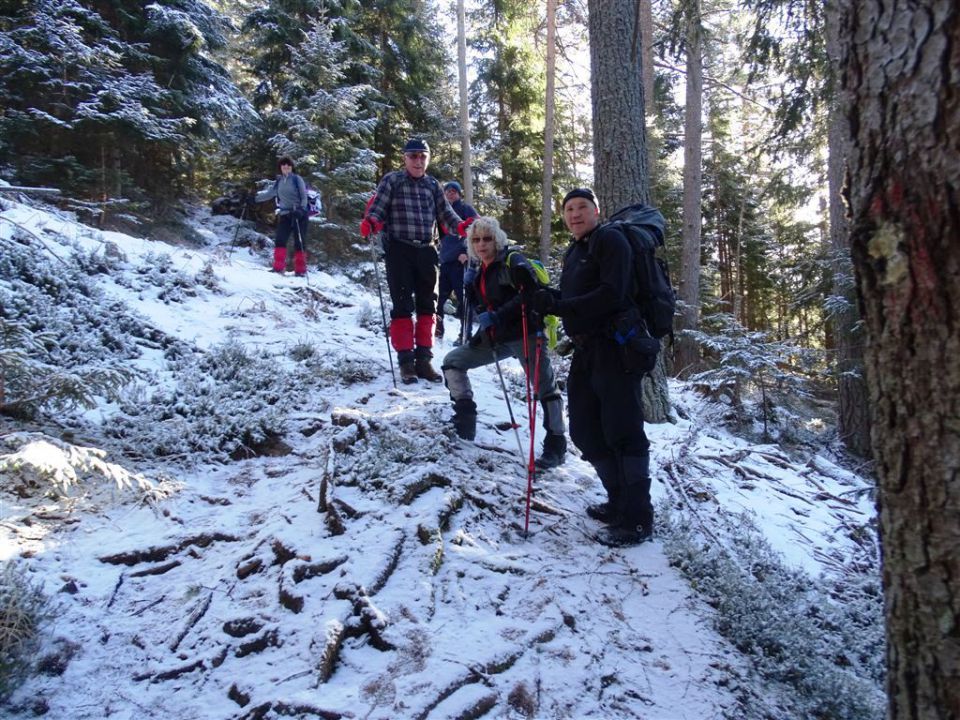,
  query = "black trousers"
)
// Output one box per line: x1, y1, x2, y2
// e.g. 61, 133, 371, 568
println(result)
567, 337, 649, 462
275, 214, 307, 251
384, 241, 439, 319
